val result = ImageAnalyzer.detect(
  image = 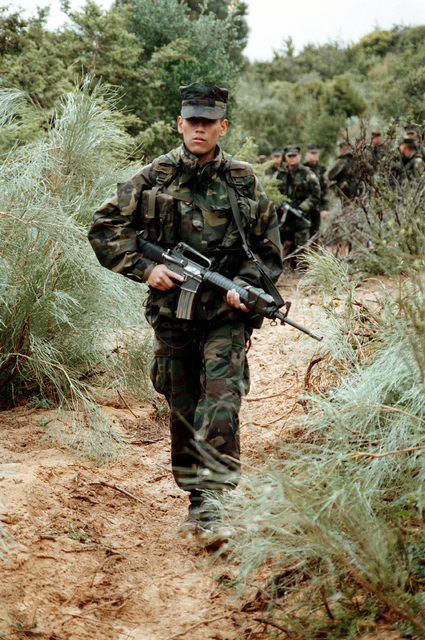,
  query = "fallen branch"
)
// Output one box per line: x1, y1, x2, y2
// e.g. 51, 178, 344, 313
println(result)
253, 617, 294, 638
304, 357, 324, 392
247, 390, 294, 402
320, 585, 335, 620
125, 437, 165, 445
90, 480, 143, 503
117, 390, 139, 419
